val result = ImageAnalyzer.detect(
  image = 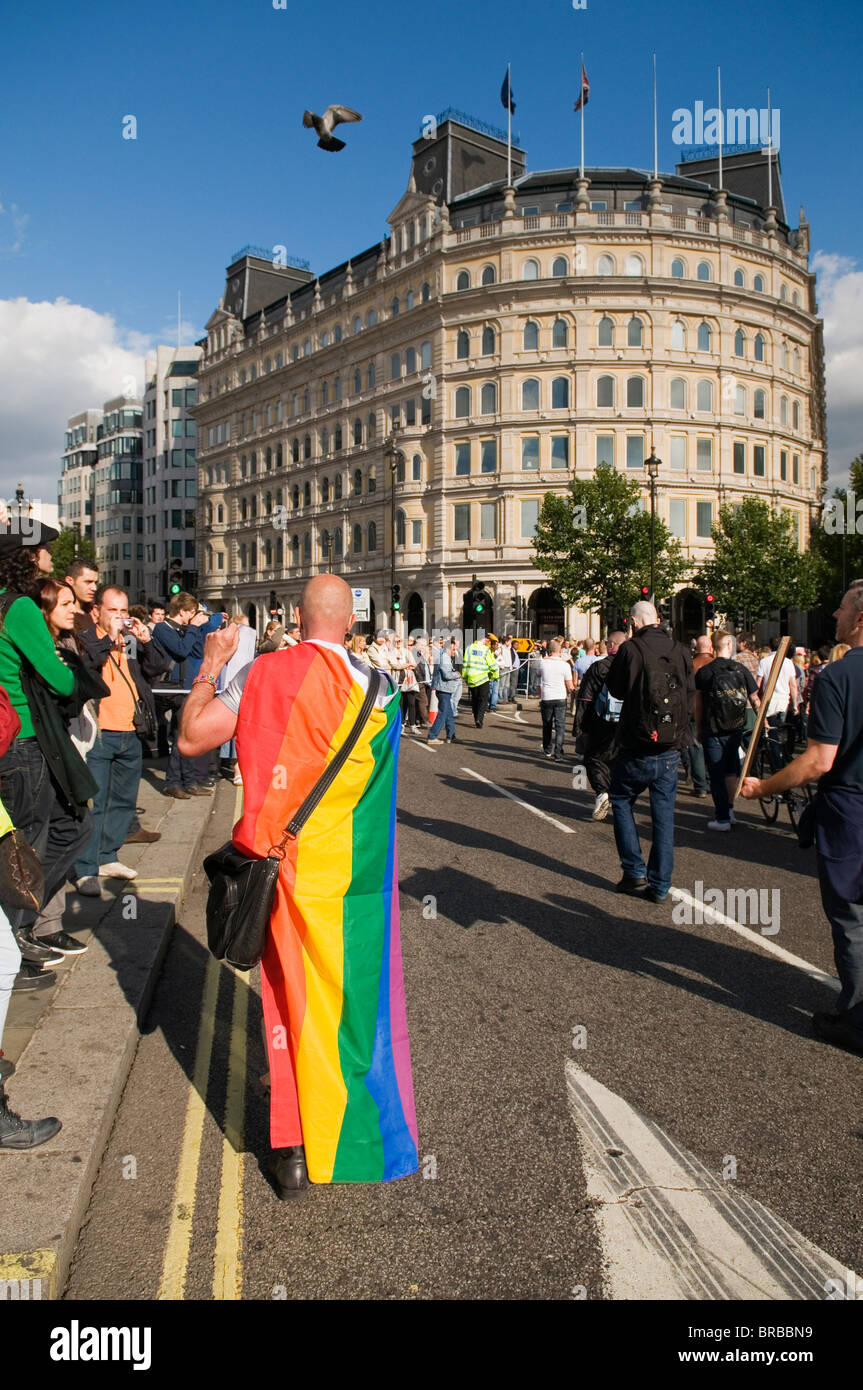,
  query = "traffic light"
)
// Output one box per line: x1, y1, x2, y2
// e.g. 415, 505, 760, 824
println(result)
640, 584, 653, 603
705, 593, 715, 621
269, 590, 278, 615
168, 557, 183, 597
169, 577, 182, 595
469, 580, 491, 624
658, 597, 672, 625
391, 584, 401, 612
